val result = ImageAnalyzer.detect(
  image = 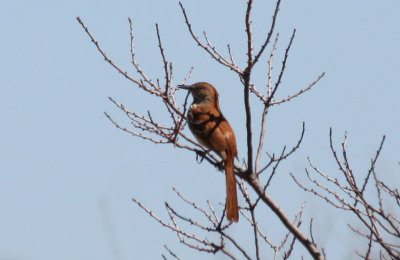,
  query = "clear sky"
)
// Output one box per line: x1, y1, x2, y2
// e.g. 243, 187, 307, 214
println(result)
1, 0, 399, 259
